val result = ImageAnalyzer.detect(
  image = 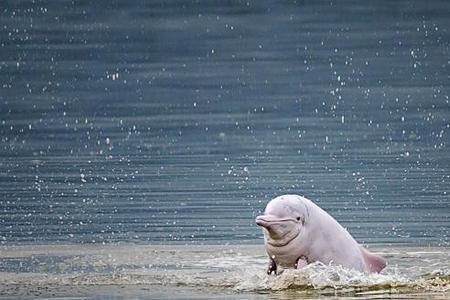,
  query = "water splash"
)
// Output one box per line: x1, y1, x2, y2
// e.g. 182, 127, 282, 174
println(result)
0, 245, 448, 298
